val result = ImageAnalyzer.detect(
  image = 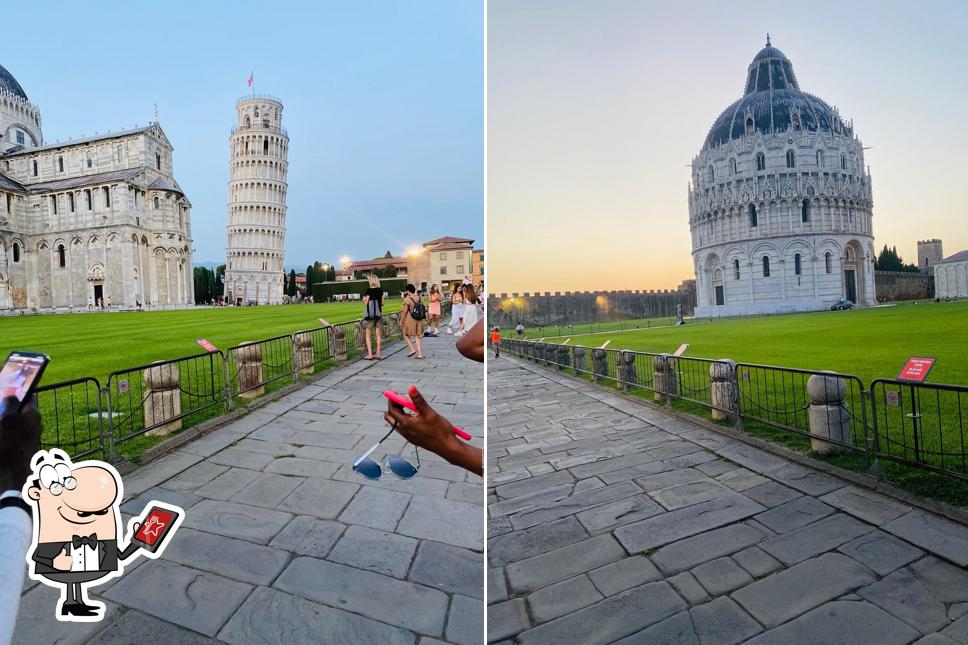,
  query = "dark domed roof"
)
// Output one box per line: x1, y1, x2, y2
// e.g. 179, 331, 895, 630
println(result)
0, 63, 28, 101
703, 39, 849, 150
